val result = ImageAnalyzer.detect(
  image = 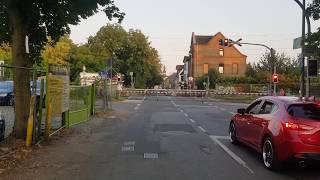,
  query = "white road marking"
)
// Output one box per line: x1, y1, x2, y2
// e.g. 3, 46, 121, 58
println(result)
107, 116, 117, 119
184, 113, 189, 117
198, 126, 206, 133
219, 107, 226, 111
213, 106, 218, 108
180, 109, 184, 113
123, 141, 136, 146
121, 146, 135, 152
229, 112, 236, 115
189, 119, 195, 123
144, 153, 159, 159
137, 104, 141, 106
210, 135, 230, 140
134, 106, 139, 111
209, 136, 254, 174
208, 104, 213, 106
